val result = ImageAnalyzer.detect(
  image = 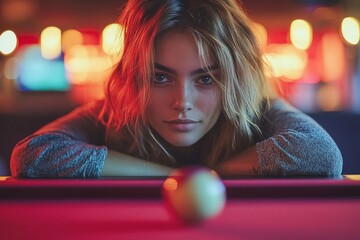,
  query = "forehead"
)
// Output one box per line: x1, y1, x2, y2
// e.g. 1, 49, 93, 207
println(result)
154, 30, 213, 69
